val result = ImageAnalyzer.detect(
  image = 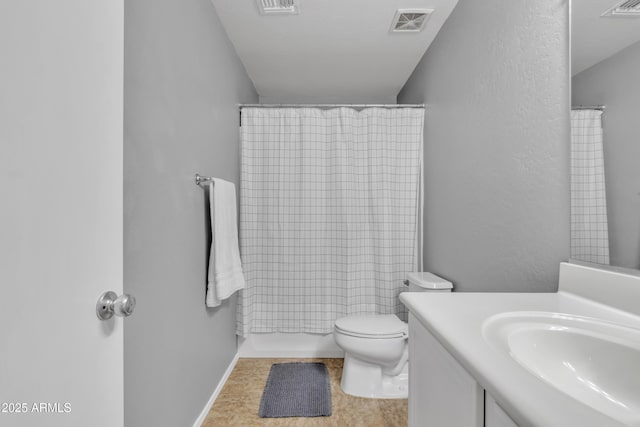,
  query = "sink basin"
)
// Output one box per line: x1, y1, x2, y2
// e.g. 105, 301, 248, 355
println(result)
483, 312, 640, 425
